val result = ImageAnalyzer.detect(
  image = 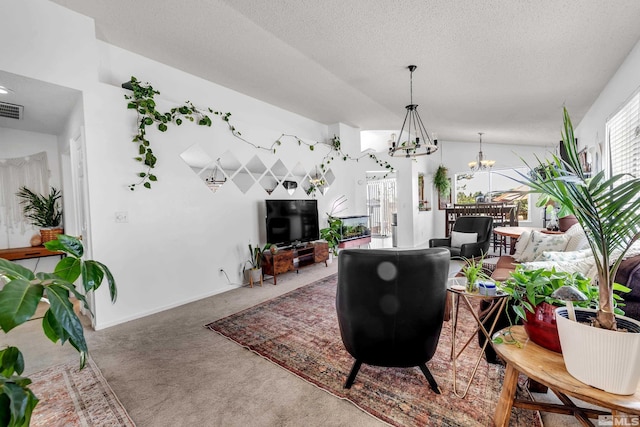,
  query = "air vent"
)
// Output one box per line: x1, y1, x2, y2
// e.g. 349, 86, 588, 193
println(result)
0, 102, 23, 120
